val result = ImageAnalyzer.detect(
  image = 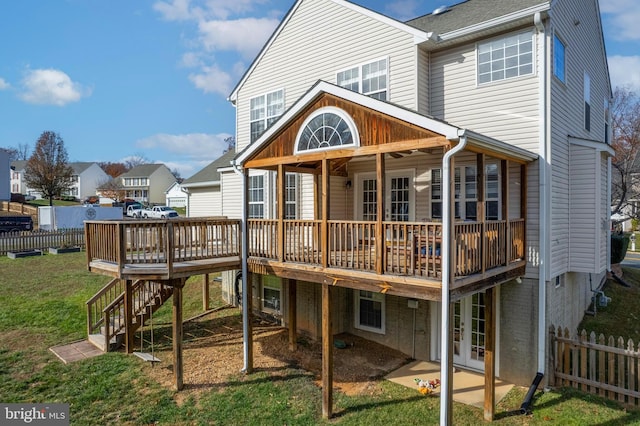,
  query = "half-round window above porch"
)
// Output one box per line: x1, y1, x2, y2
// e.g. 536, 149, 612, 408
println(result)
295, 107, 360, 153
